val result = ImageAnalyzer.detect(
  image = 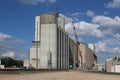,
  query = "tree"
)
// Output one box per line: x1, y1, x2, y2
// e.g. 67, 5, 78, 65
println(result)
1, 57, 23, 67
